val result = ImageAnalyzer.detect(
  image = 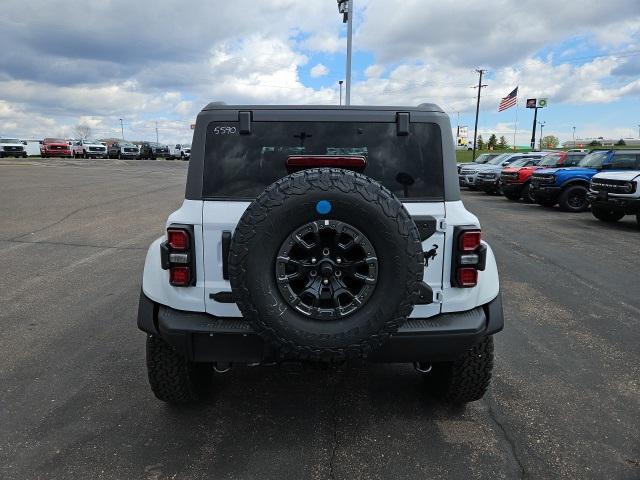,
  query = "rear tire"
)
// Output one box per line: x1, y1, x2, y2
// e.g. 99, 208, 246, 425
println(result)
146, 335, 213, 404
424, 336, 494, 404
558, 185, 588, 212
591, 206, 625, 223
